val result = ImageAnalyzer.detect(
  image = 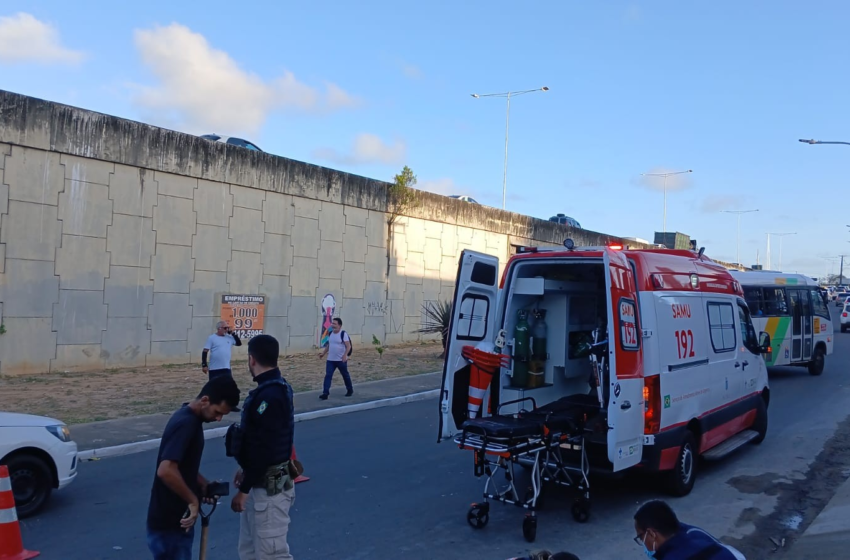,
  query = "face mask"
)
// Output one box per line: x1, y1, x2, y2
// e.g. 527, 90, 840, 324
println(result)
642, 534, 656, 559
